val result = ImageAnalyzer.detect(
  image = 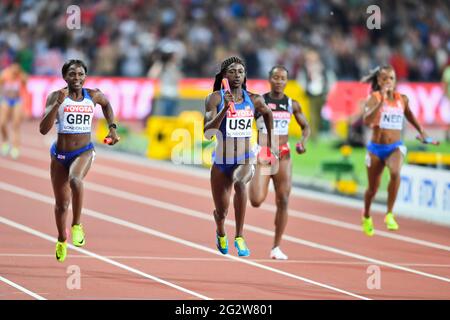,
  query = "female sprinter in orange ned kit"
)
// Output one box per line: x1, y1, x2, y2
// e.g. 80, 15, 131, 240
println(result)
361, 65, 431, 236
39, 59, 120, 262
